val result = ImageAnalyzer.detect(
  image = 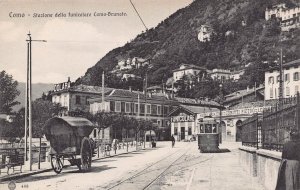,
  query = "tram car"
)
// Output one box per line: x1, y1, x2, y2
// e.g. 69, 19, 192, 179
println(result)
44, 116, 95, 174
197, 116, 220, 153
